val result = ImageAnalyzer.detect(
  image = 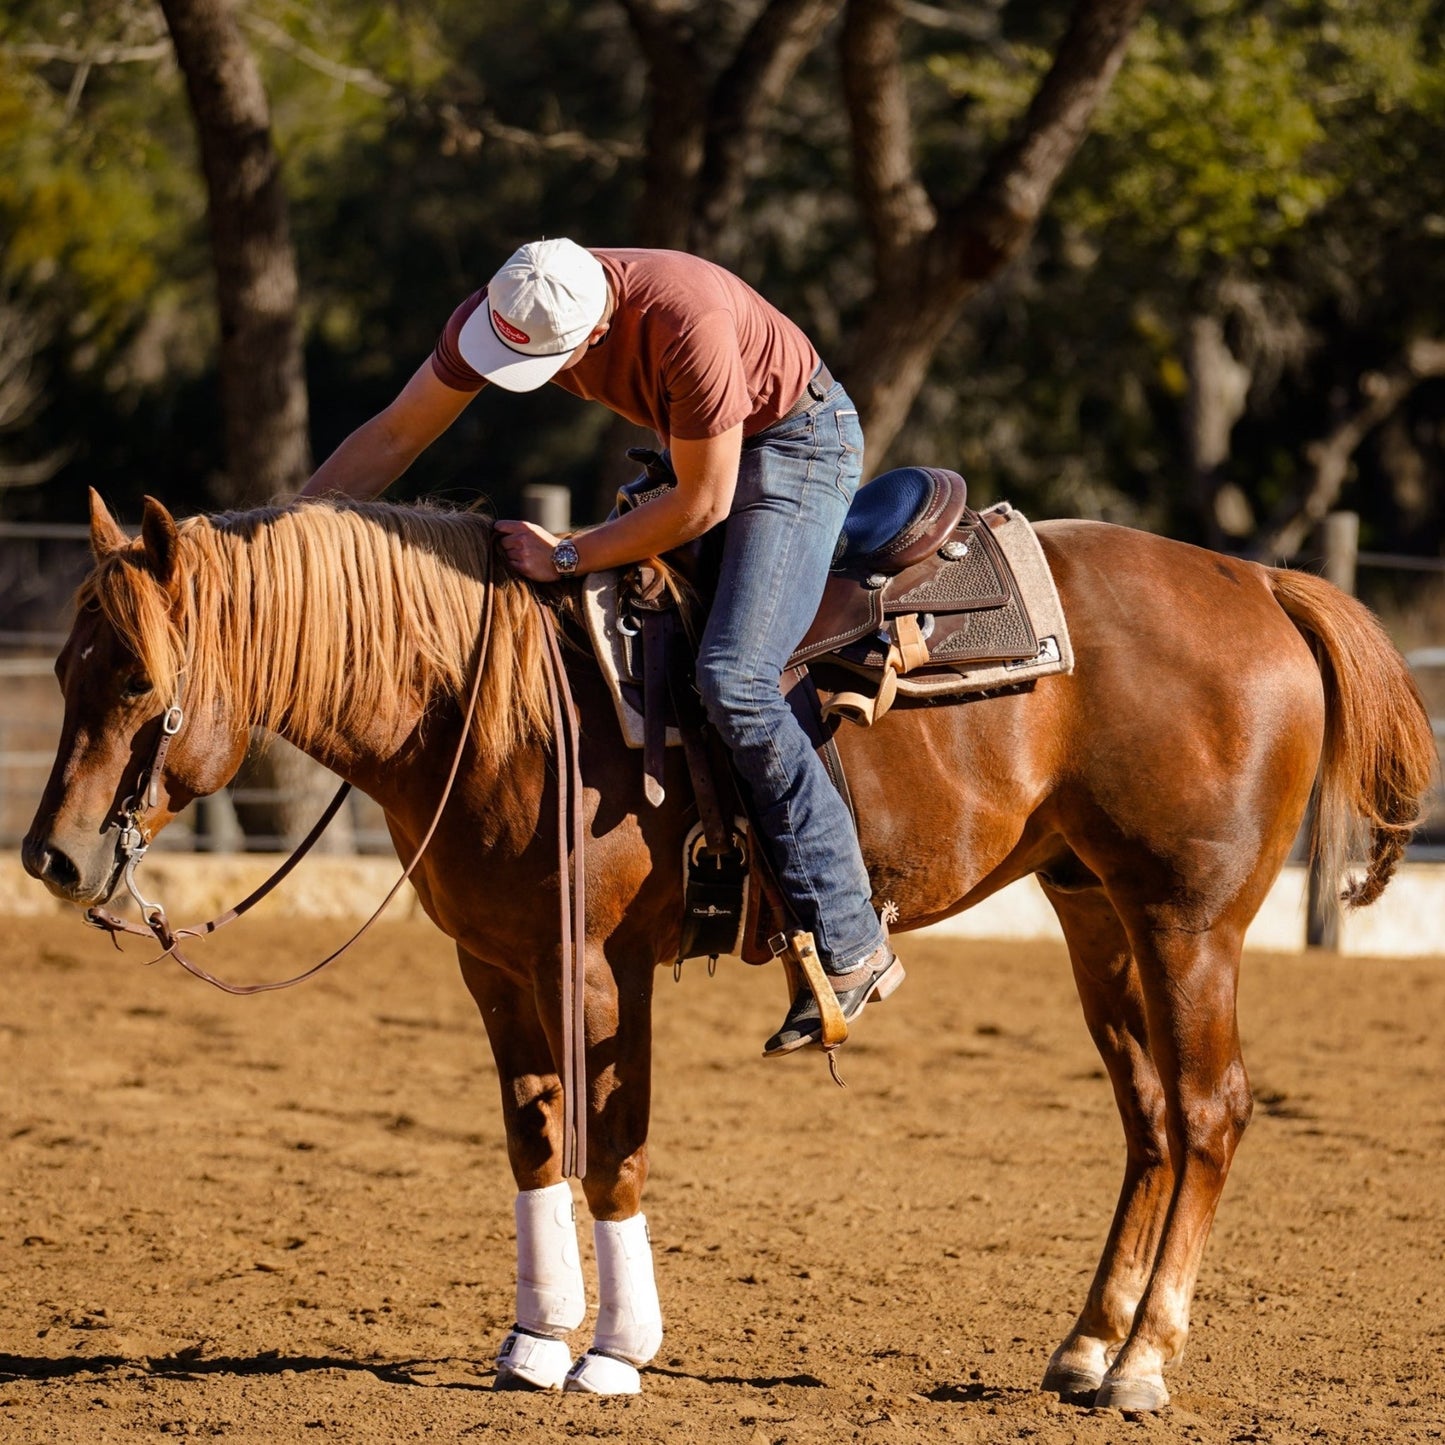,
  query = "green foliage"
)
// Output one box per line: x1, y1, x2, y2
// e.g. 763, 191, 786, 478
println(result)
3, 0, 1445, 563
0, 49, 194, 336
1073, 17, 1336, 264
914, 0, 1445, 546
